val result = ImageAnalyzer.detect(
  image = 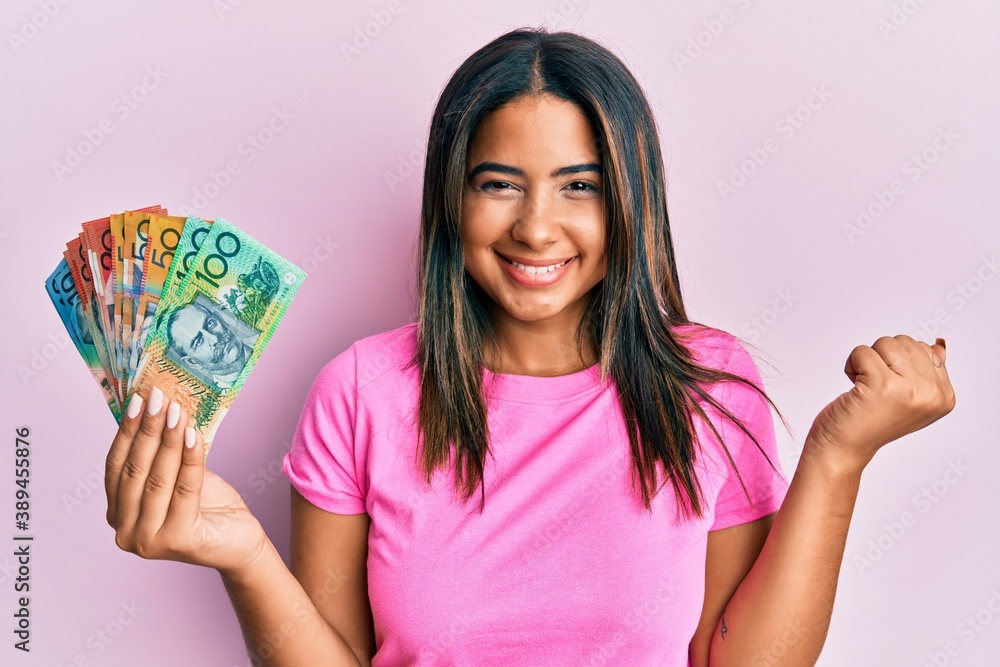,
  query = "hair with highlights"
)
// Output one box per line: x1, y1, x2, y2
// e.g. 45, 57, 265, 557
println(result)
407, 26, 789, 519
